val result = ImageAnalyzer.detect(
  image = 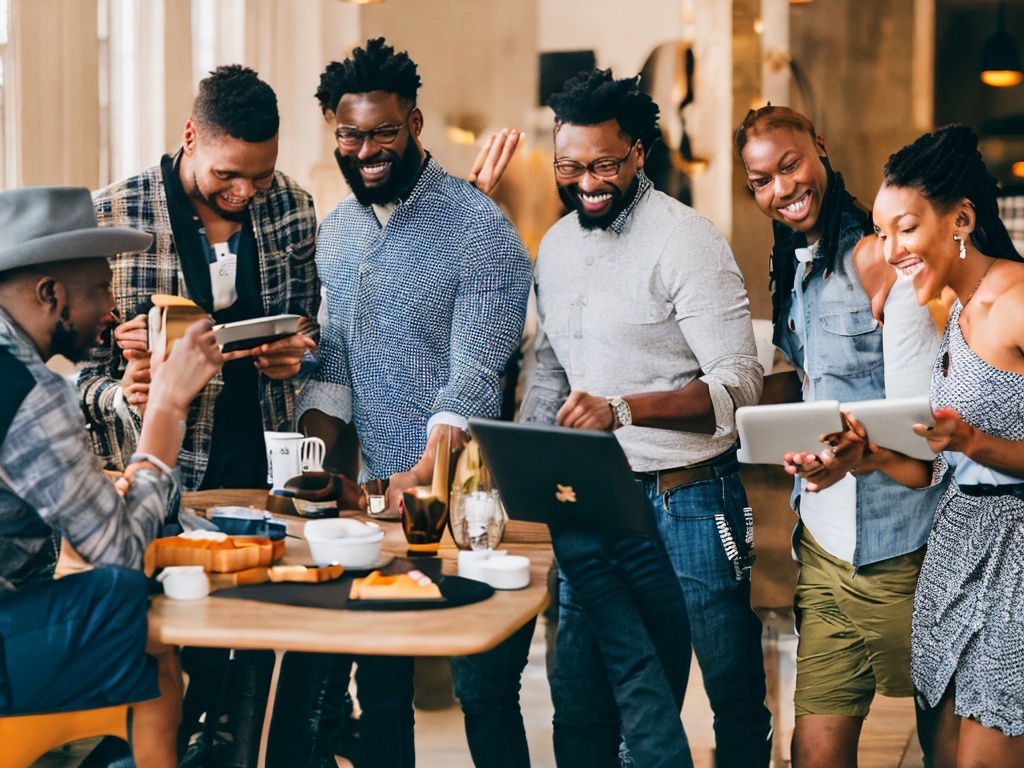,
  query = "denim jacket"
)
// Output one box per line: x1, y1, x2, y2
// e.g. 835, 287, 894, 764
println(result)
773, 206, 945, 566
